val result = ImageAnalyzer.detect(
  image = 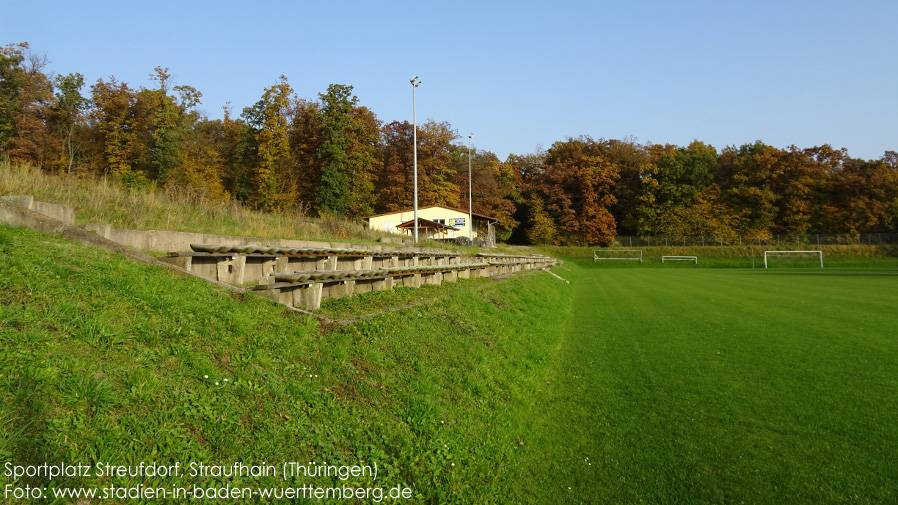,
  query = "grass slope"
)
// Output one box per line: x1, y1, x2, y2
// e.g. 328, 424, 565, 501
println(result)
0, 163, 383, 243
0, 224, 573, 504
